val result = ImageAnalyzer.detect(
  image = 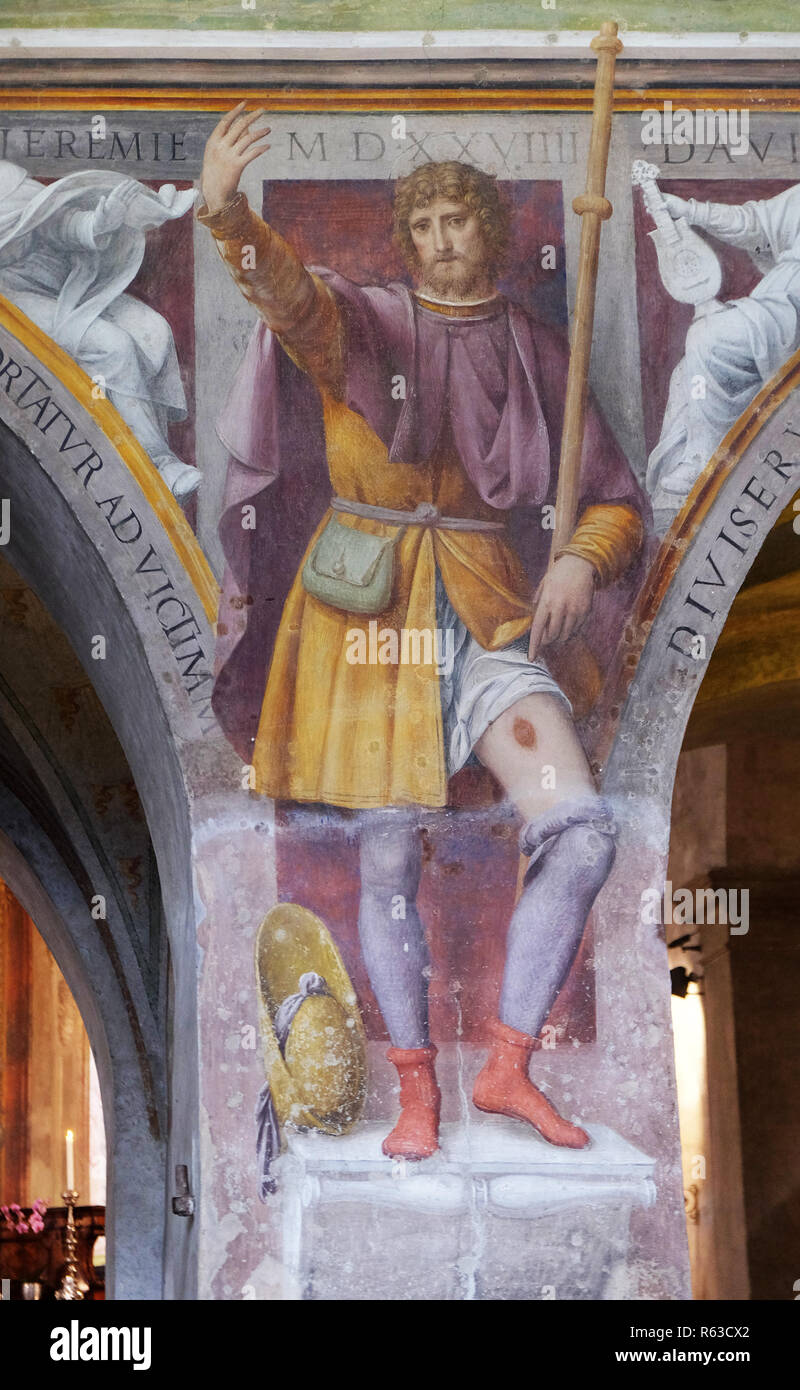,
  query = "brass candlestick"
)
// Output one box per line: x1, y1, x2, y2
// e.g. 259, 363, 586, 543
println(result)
55, 1190, 86, 1301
